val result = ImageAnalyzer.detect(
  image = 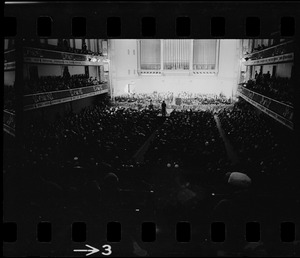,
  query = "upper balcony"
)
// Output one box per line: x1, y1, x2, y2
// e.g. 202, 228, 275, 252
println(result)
243, 40, 294, 66
4, 49, 16, 71
24, 83, 109, 111
4, 44, 110, 69
23, 47, 109, 66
